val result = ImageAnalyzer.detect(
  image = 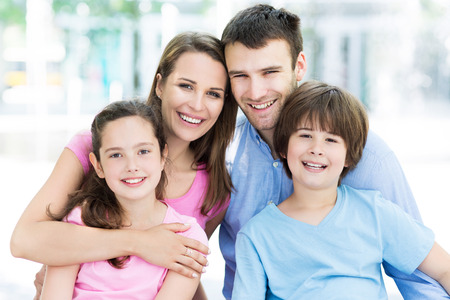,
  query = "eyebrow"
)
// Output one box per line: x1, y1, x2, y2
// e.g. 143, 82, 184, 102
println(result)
104, 142, 155, 153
